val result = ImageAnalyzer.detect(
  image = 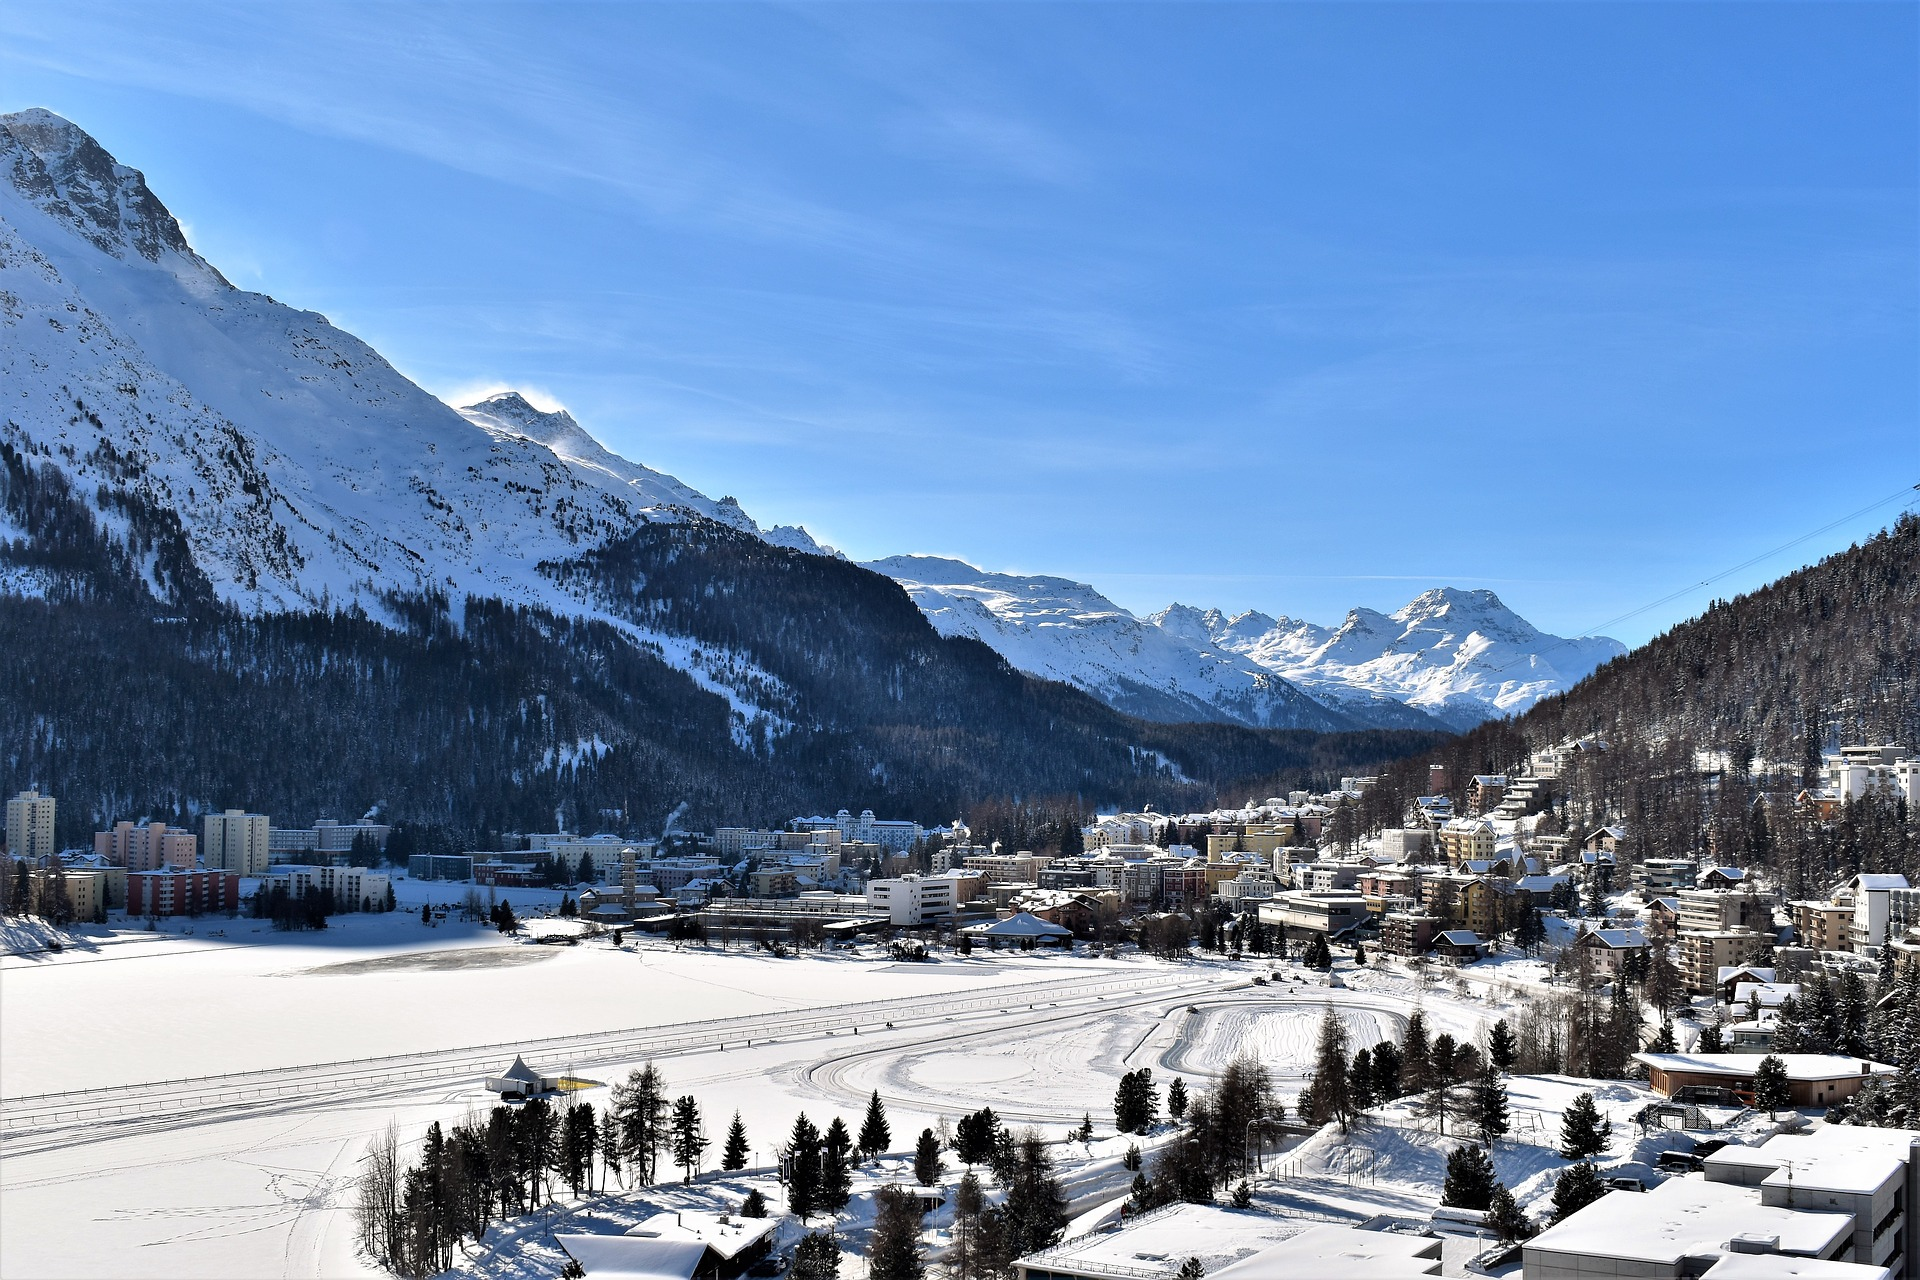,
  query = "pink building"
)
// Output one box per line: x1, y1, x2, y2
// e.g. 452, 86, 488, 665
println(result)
94, 821, 198, 872
127, 868, 239, 917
